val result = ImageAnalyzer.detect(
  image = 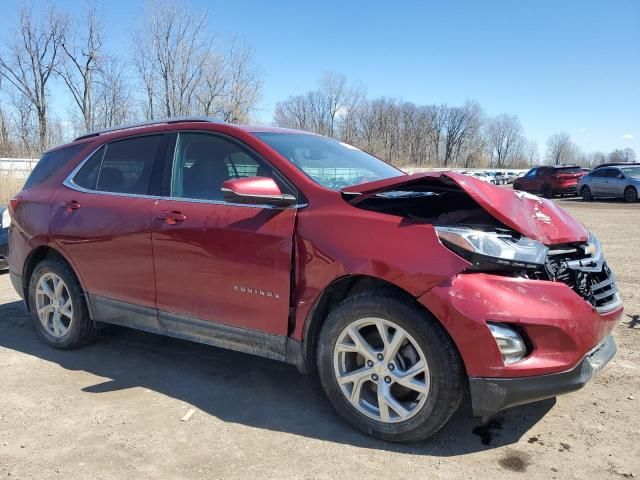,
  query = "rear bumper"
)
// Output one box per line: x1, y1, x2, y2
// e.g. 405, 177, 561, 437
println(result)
553, 184, 577, 194
469, 335, 616, 419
